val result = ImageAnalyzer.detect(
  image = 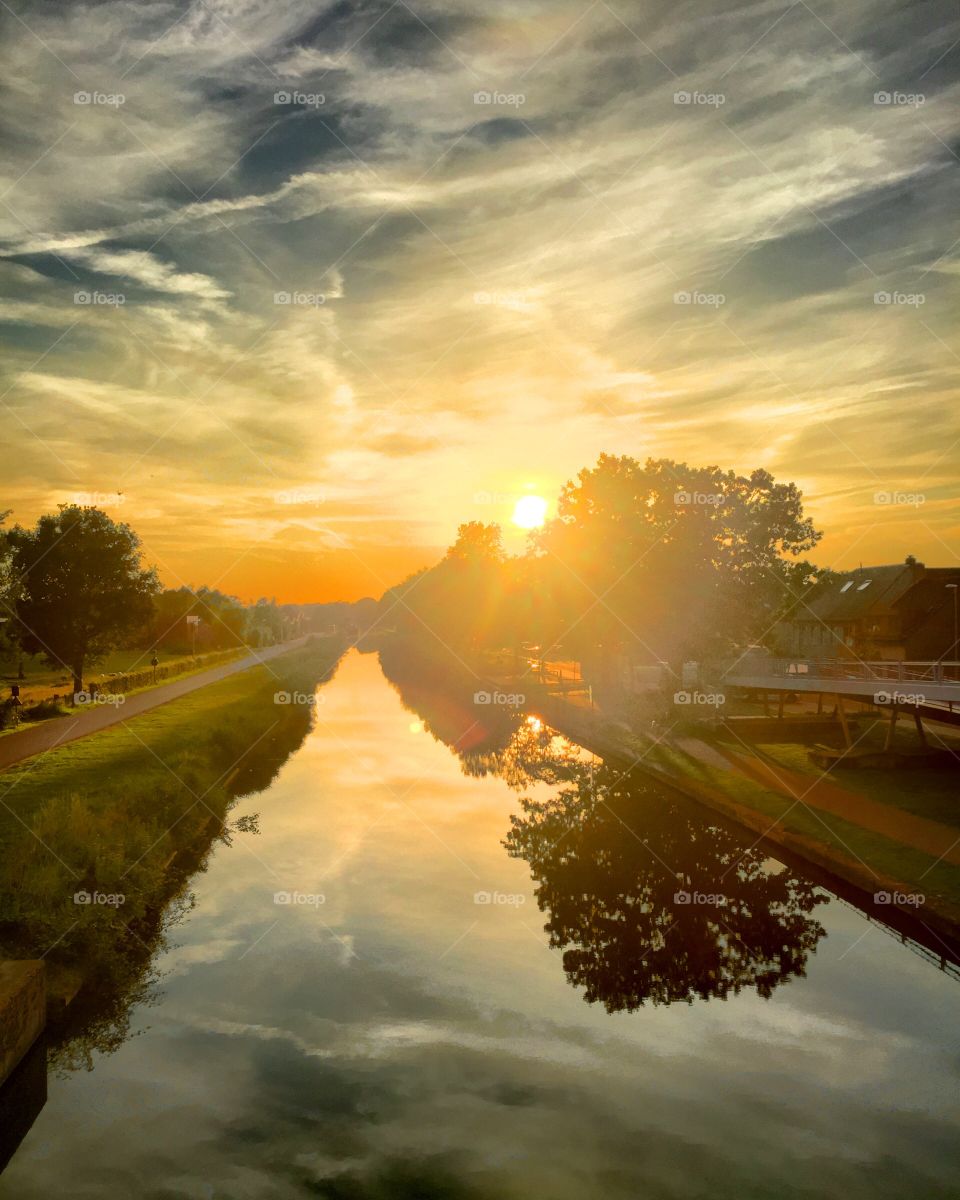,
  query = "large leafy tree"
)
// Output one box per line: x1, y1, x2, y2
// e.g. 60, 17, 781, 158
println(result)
383, 522, 510, 651
9, 505, 160, 696
532, 455, 822, 665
